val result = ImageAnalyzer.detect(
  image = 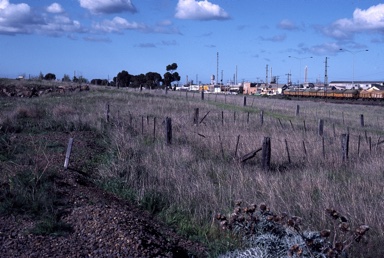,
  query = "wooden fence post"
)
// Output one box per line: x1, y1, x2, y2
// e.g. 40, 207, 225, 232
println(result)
318, 119, 324, 136
153, 117, 157, 142
260, 111, 264, 126
234, 135, 240, 158
341, 133, 349, 162
141, 116, 144, 134
199, 111, 210, 124
296, 105, 300, 116
221, 111, 224, 126
360, 114, 365, 127
289, 120, 294, 131
262, 137, 271, 170
106, 104, 110, 123
302, 140, 307, 157
303, 120, 307, 132
278, 118, 284, 129
64, 138, 74, 169
201, 91, 204, 100
285, 139, 291, 164
322, 136, 325, 159
193, 108, 199, 125
357, 134, 361, 157
243, 96, 247, 107
165, 117, 172, 144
